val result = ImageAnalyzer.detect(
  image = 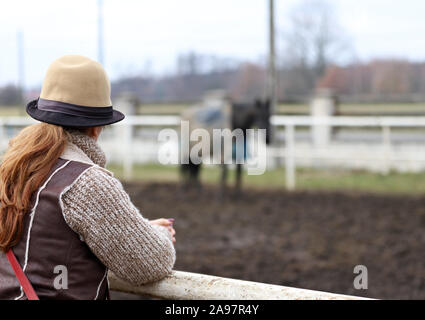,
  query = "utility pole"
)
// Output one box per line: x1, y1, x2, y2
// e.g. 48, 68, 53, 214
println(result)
17, 30, 25, 91
267, 0, 277, 142
97, 0, 104, 65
